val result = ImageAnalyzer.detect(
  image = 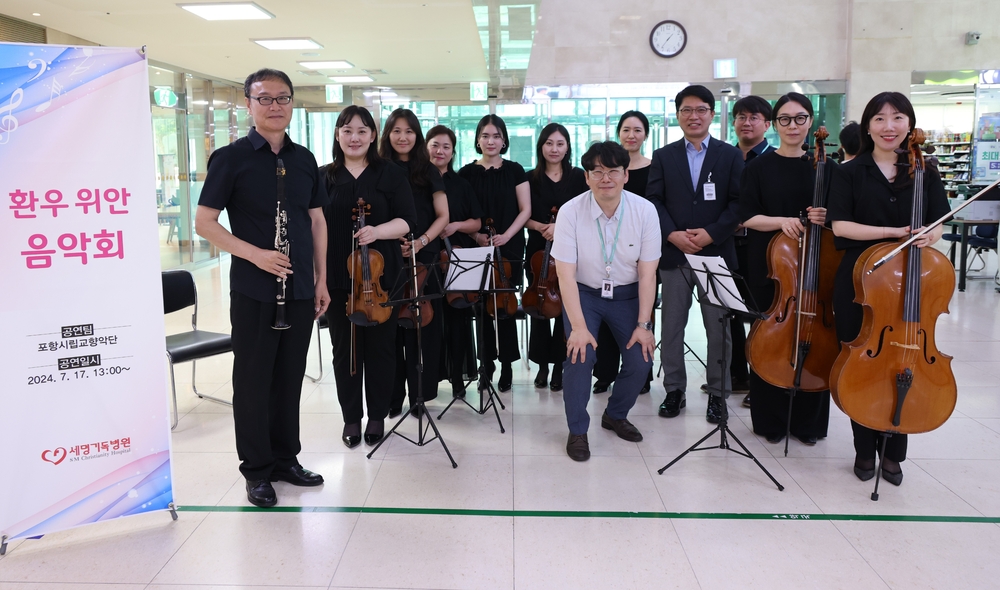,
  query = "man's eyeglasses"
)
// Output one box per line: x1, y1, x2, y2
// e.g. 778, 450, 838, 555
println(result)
678, 106, 712, 117
775, 114, 810, 127
249, 95, 293, 106
589, 169, 625, 181
735, 114, 765, 124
